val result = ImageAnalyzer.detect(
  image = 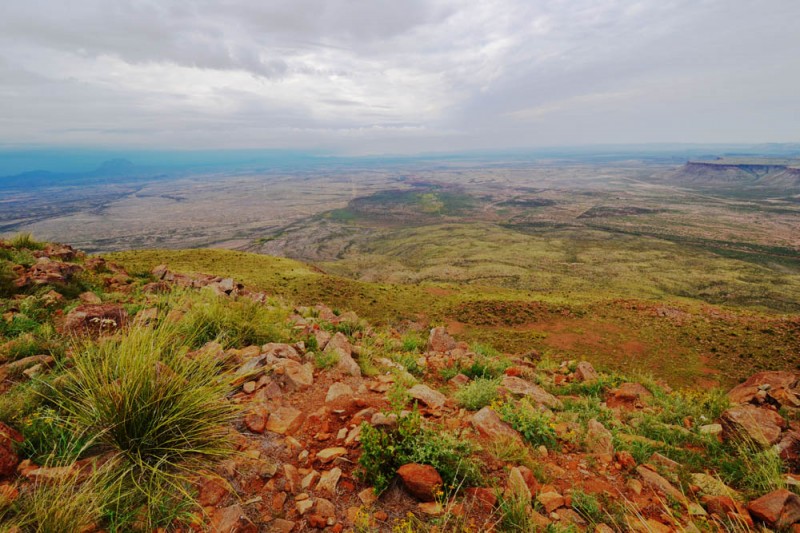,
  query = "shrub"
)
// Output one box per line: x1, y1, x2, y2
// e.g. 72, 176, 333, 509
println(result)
455, 377, 500, 410
57, 324, 237, 521
497, 399, 558, 449
358, 409, 479, 495
178, 291, 290, 348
